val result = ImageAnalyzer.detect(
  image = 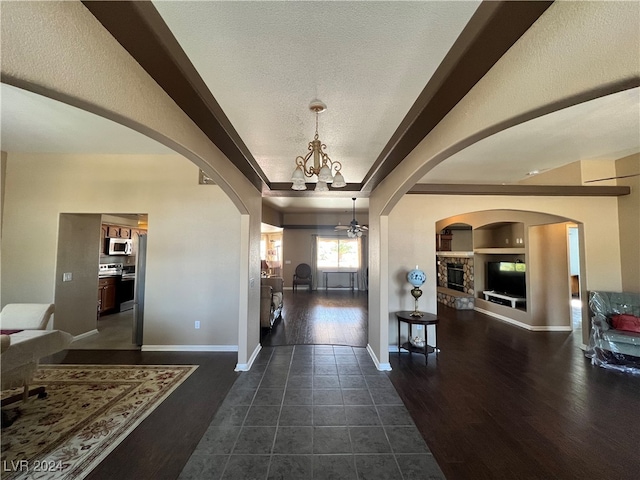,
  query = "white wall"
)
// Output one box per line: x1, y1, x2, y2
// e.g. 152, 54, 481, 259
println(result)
2, 152, 241, 348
